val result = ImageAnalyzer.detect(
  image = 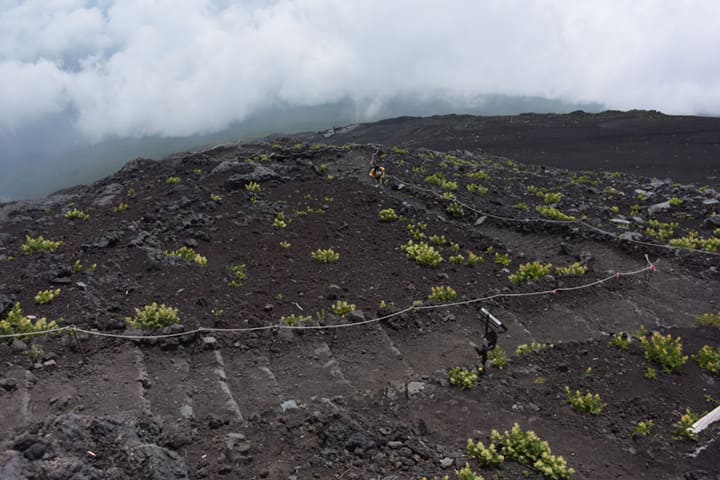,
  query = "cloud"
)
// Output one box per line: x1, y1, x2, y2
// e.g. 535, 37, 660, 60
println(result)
2, 0, 720, 140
